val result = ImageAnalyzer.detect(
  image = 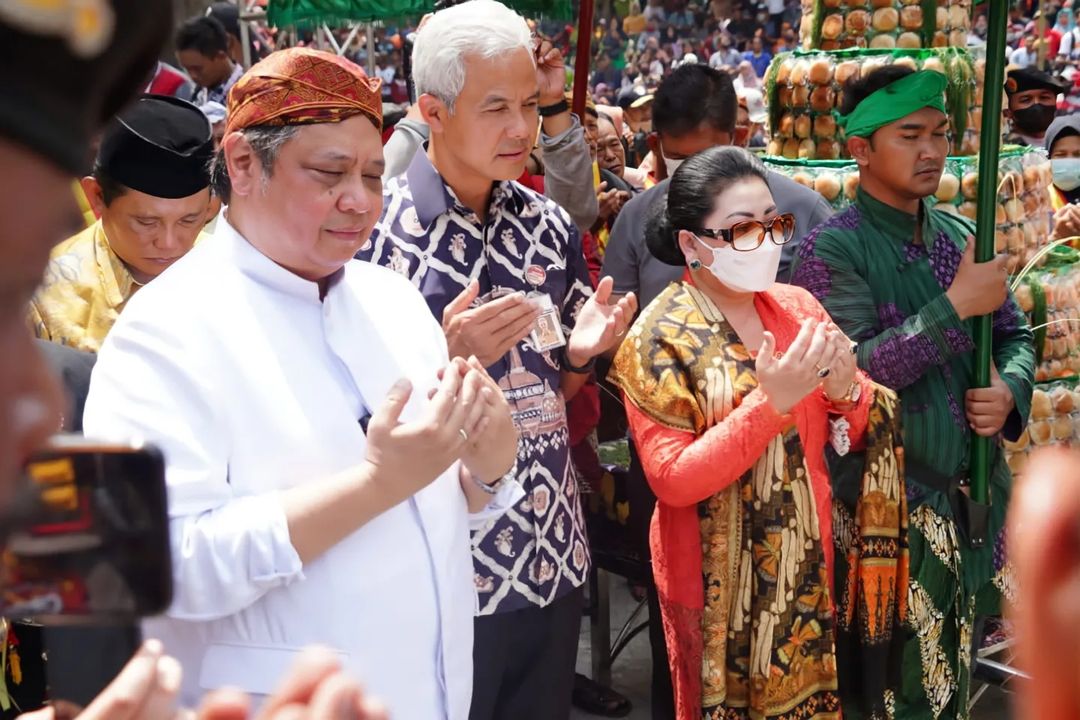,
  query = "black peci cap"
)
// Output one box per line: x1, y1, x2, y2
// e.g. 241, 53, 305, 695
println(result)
97, 95, 213, 199
0, 0, 173, 175
1006, 66, 1068, 96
